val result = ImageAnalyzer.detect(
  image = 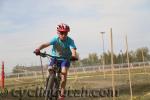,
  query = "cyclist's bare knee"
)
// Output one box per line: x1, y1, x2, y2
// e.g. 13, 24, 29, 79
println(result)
61, 67, 68, 73
46, 67, 54, 77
